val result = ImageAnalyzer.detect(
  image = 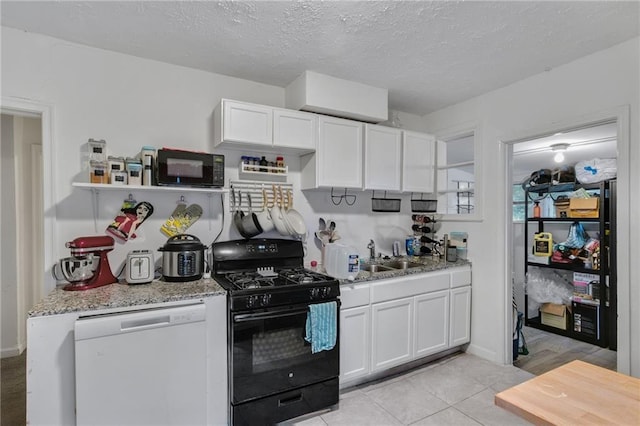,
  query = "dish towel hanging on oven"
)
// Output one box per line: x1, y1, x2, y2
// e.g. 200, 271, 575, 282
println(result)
305, 301, 337, 354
